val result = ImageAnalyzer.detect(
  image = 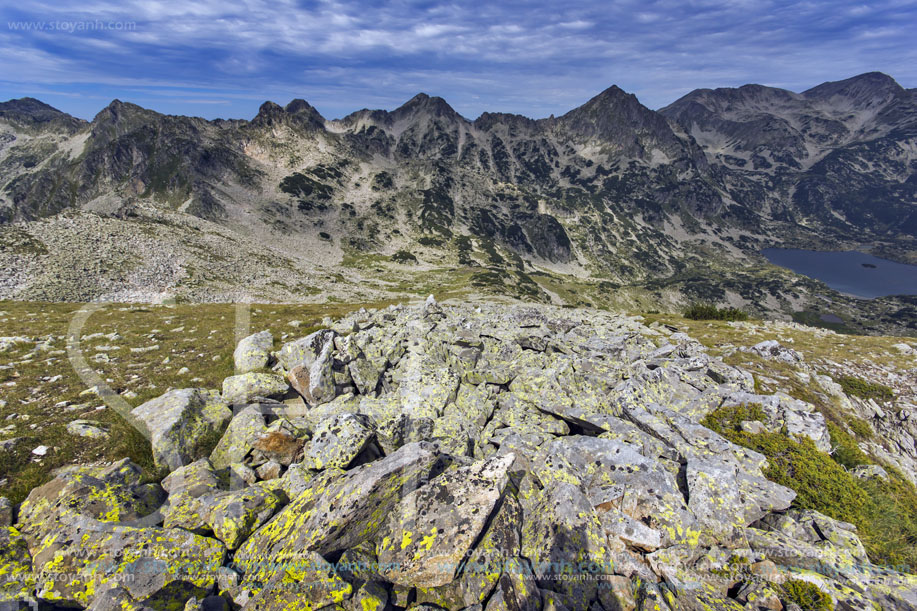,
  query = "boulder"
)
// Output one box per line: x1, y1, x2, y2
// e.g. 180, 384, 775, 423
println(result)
18, 459, 165, 534
209, 405, 268, 469
206, 483, 286, 550
520, 479, 614, 608
29, 518, 225, 608
744, 339, 803, 363
131, 389, 232, 472
234, 330, 273, 373
537, 436, 697, 547
722, 391, 831, 452
66, 419, 110, 439
0, 526, 36, 605
287, 337, 336, 406
241, 550, 352, 610
851, 464, 889, 480
276, 329, 335, 371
